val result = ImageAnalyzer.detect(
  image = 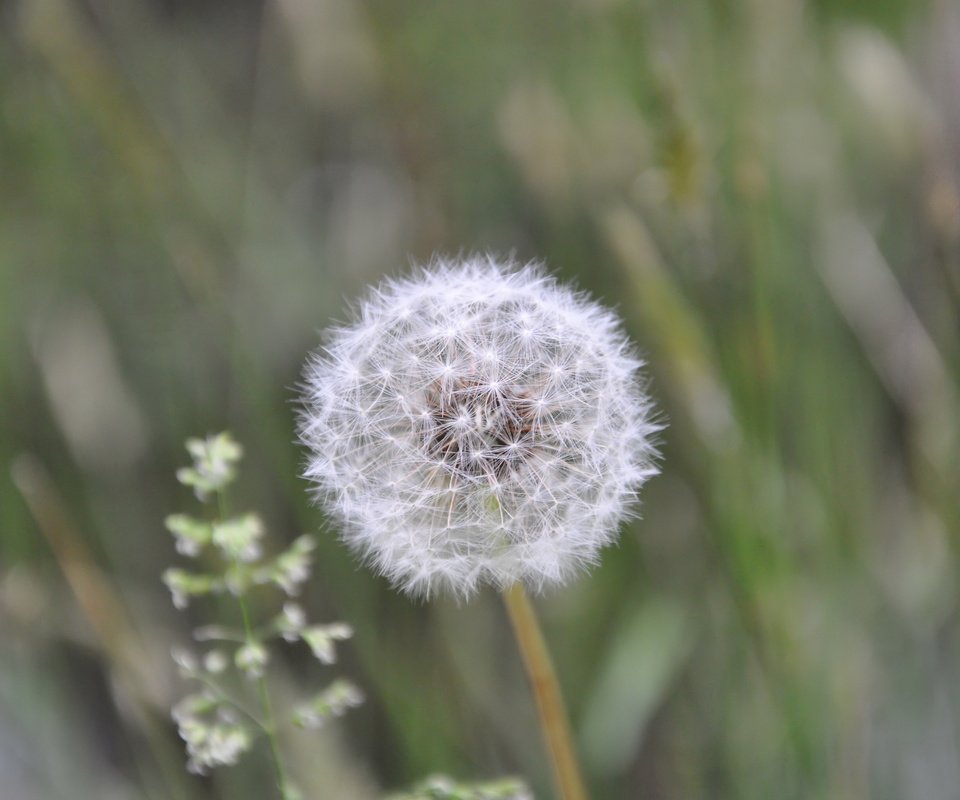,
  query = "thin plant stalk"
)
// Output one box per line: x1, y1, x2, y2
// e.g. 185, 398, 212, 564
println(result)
218, 490, 291, 798
238, 593, 290, 797
503, 583, 590, 800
